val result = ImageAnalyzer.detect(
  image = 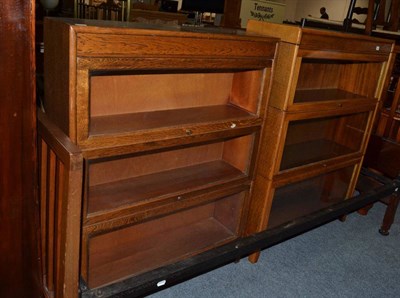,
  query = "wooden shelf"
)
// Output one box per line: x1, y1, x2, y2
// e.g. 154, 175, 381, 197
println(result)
280, 139, 354, 171
90, 105, 255, 136
88, 160, 246, 215
89, 217, 235, 288
294, 88, 369, 104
